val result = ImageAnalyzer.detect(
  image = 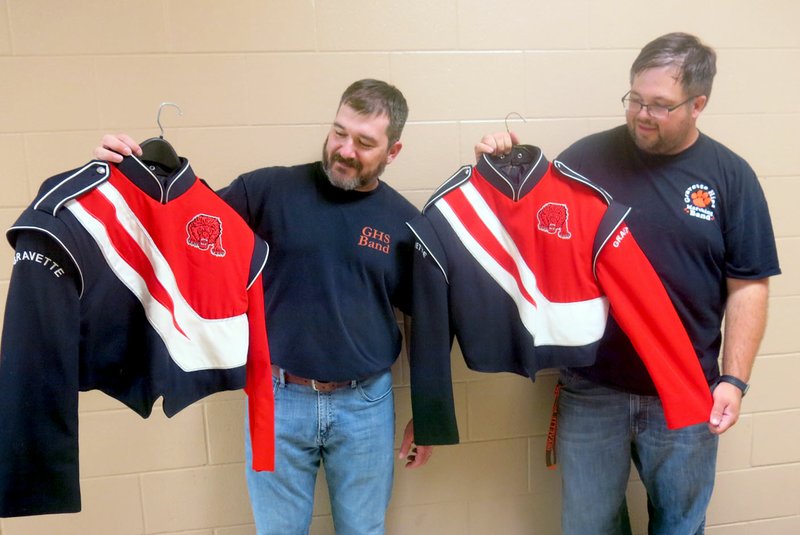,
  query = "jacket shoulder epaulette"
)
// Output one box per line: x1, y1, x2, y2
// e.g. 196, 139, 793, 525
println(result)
422, 165, 472, 214
33, 161, 111, 216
